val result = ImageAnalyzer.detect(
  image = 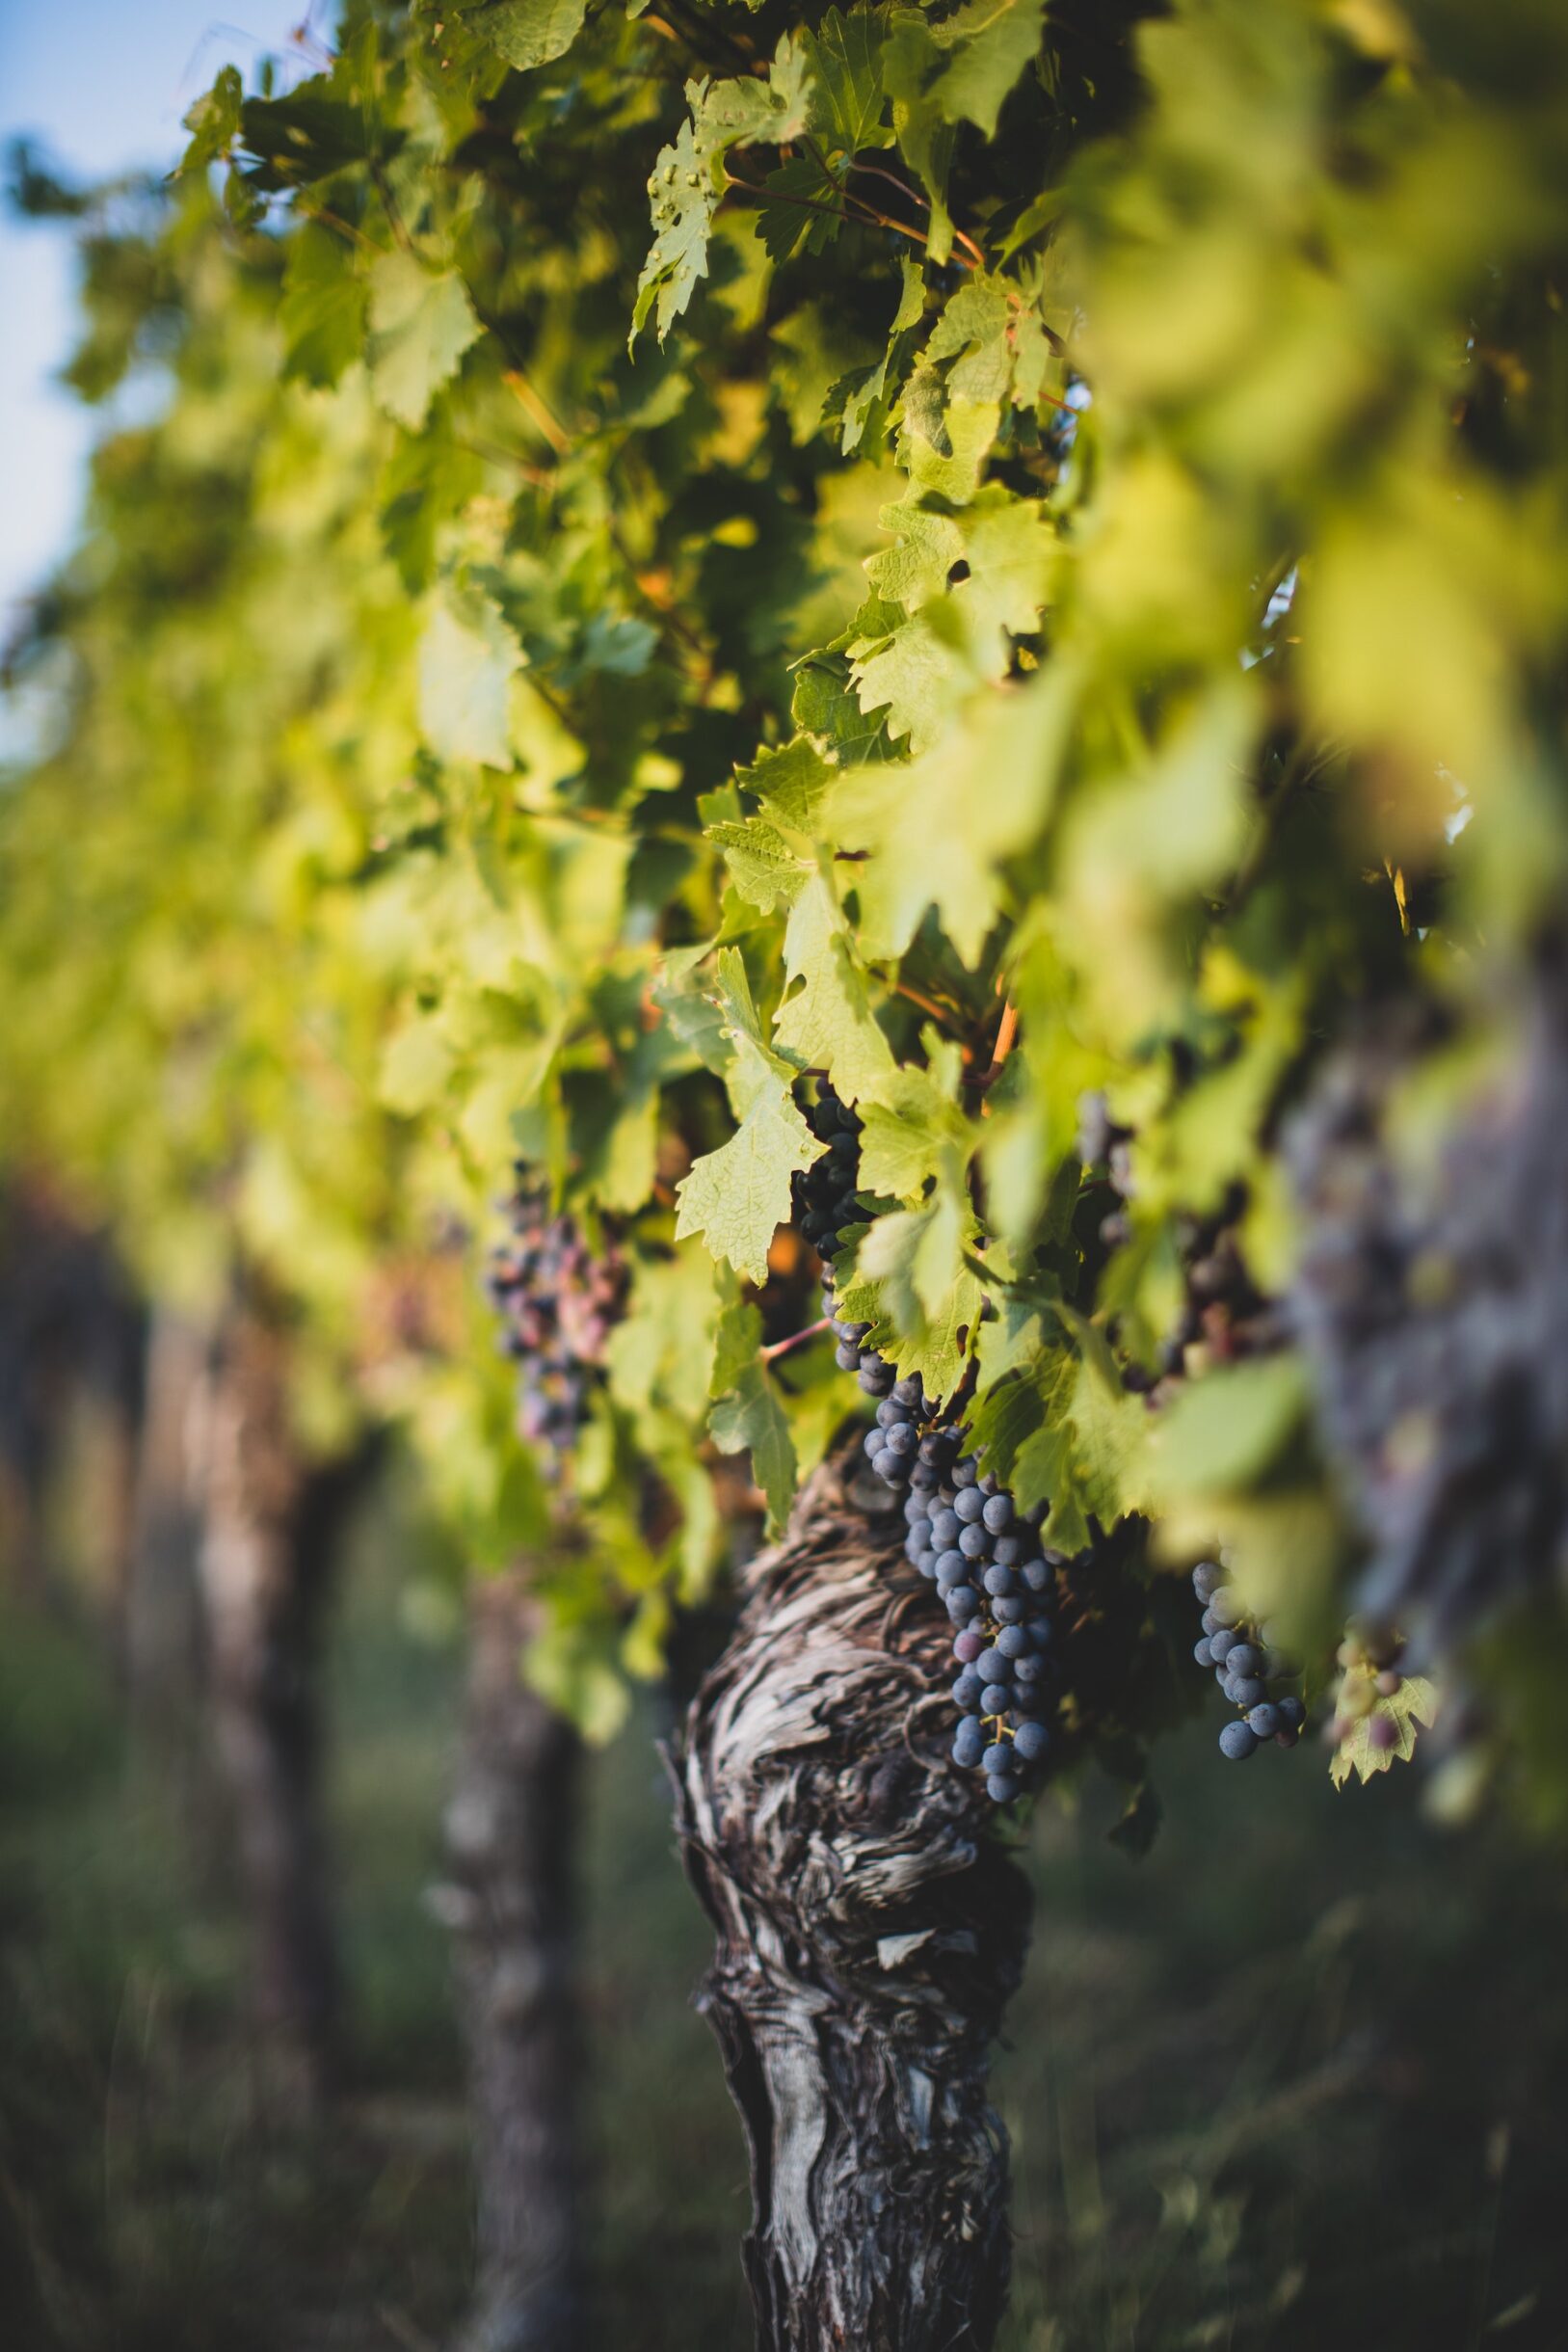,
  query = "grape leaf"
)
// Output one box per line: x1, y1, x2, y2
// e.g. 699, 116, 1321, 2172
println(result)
179, 66, 243, 172
708, 1299, 797, 1532
632, 40, 813, 345
453, 0, 587, 70
837, 1197, 982, 1404
829, 657, 1076, 960
367, 251, 483, 429
866, 483, 1056, 655
848, 596, 988, 752
773, 869, 896, 1100
923, 0, 1045, 137
804, 6, 892, 158
709, 735, 836, 910
279, 223, 368, 390
856, 1049, 973, 1201
608, 1253, 724, 1427
674, 949, 823, 1282
418, 582, 523, 767
1330, 1676, 1439, 1787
